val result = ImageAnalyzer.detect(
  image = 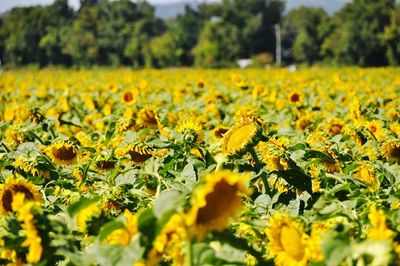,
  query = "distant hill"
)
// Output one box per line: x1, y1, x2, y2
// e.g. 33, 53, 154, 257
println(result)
153, 0, 349, 19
